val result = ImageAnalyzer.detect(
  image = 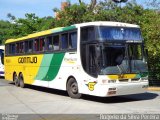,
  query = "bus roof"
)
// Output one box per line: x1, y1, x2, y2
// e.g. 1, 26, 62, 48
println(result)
5, 21, 140, 44
5, 26, 76, 44
75, 21, 140, 28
